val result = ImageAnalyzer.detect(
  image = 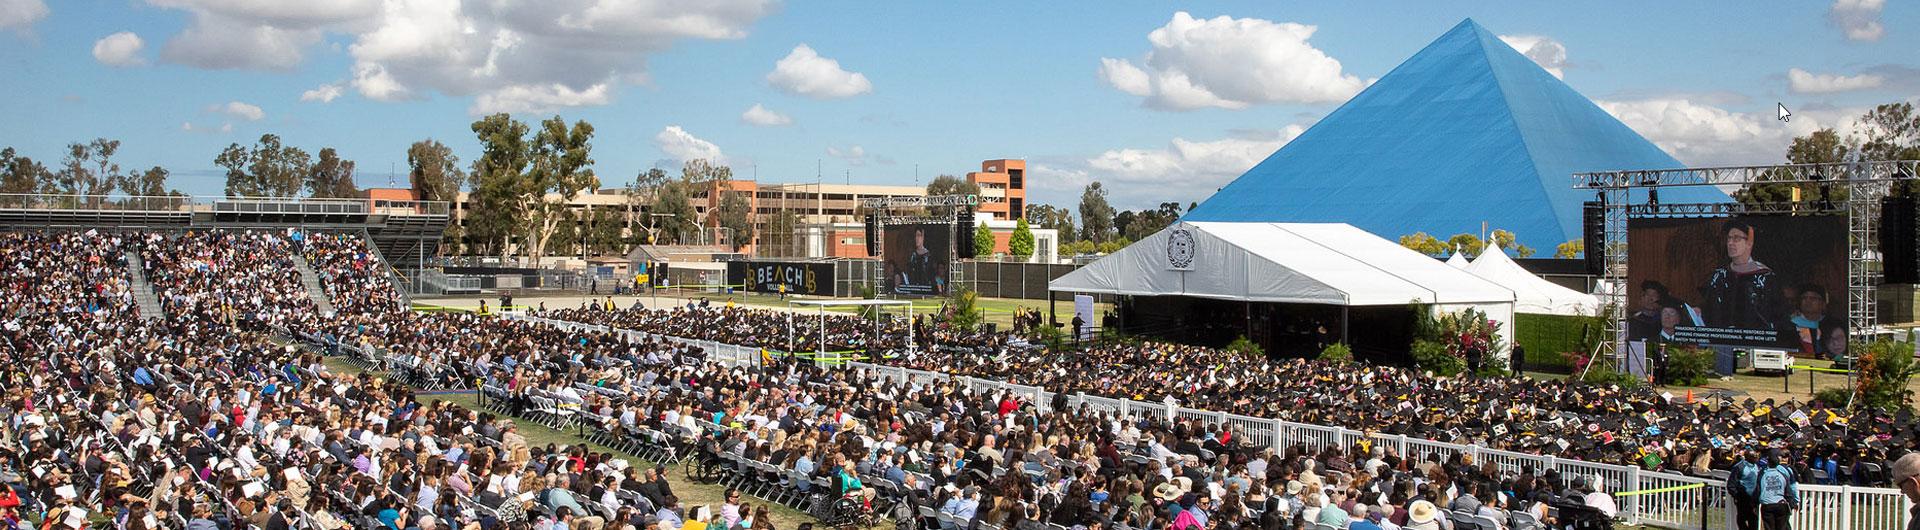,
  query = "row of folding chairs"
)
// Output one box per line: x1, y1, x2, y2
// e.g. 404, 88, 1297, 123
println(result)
1447, 509, 1534, 530
524, 395, 578, 429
